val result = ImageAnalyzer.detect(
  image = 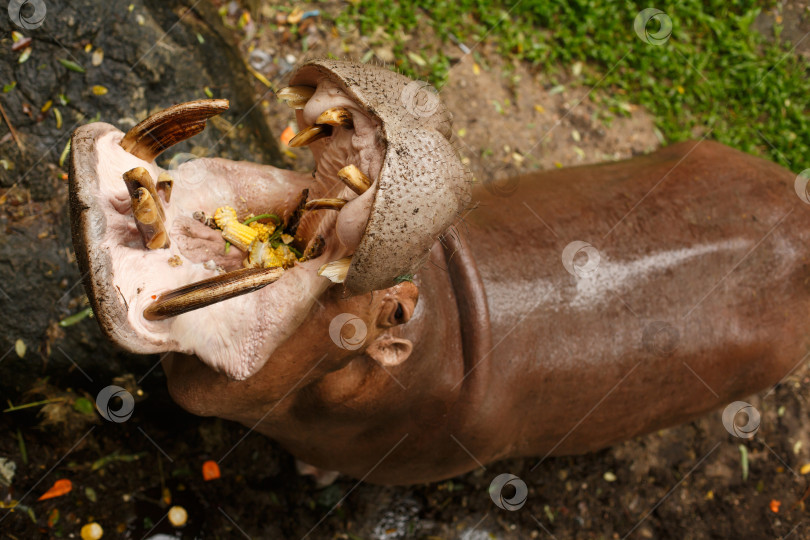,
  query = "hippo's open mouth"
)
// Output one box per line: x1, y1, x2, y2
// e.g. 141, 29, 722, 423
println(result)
69, 60, 470, 380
